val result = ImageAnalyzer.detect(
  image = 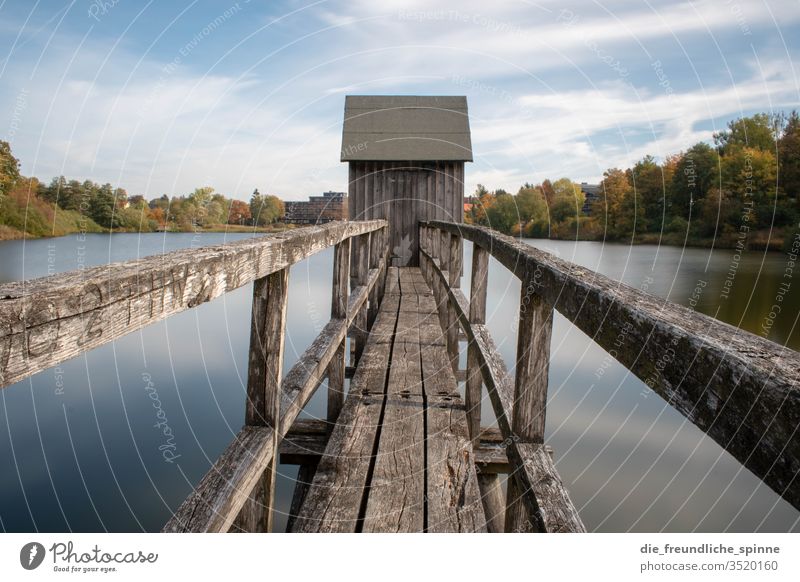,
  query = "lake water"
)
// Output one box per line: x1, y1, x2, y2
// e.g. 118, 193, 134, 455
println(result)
0, 232, 798, 532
